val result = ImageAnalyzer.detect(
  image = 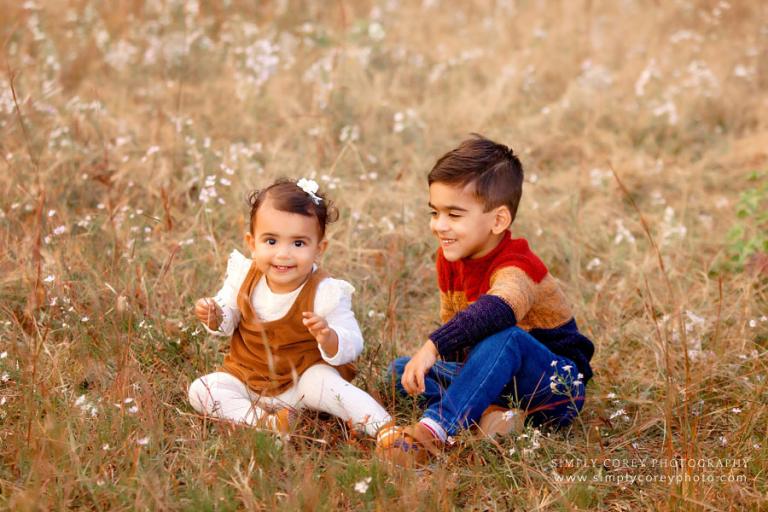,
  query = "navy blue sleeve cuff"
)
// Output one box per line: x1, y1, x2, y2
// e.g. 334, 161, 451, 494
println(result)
429, 294, 517, 358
